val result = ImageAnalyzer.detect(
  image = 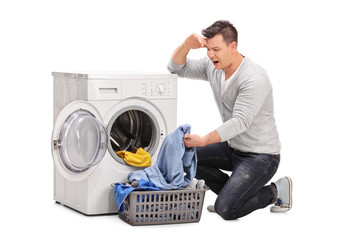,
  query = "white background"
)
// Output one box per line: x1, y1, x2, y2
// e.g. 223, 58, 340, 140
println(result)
1, 0, 359, 239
